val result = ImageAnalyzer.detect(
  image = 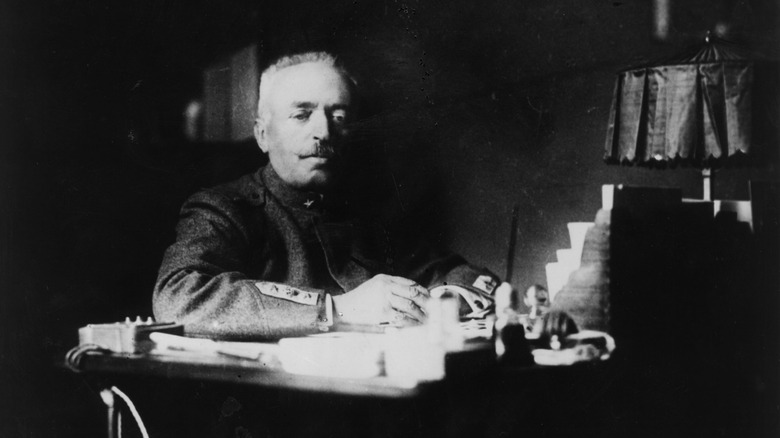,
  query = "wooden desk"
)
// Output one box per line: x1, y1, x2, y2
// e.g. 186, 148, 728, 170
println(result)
69, 345, 612, 438
76, 349, 432, 398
